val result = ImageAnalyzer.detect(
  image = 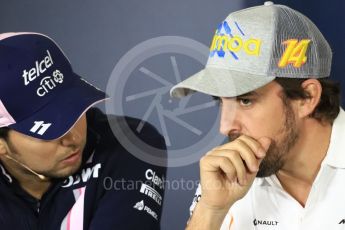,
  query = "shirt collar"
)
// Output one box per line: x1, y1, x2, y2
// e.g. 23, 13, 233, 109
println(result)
0, 162, 13, 183
323, 107, 345, 168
